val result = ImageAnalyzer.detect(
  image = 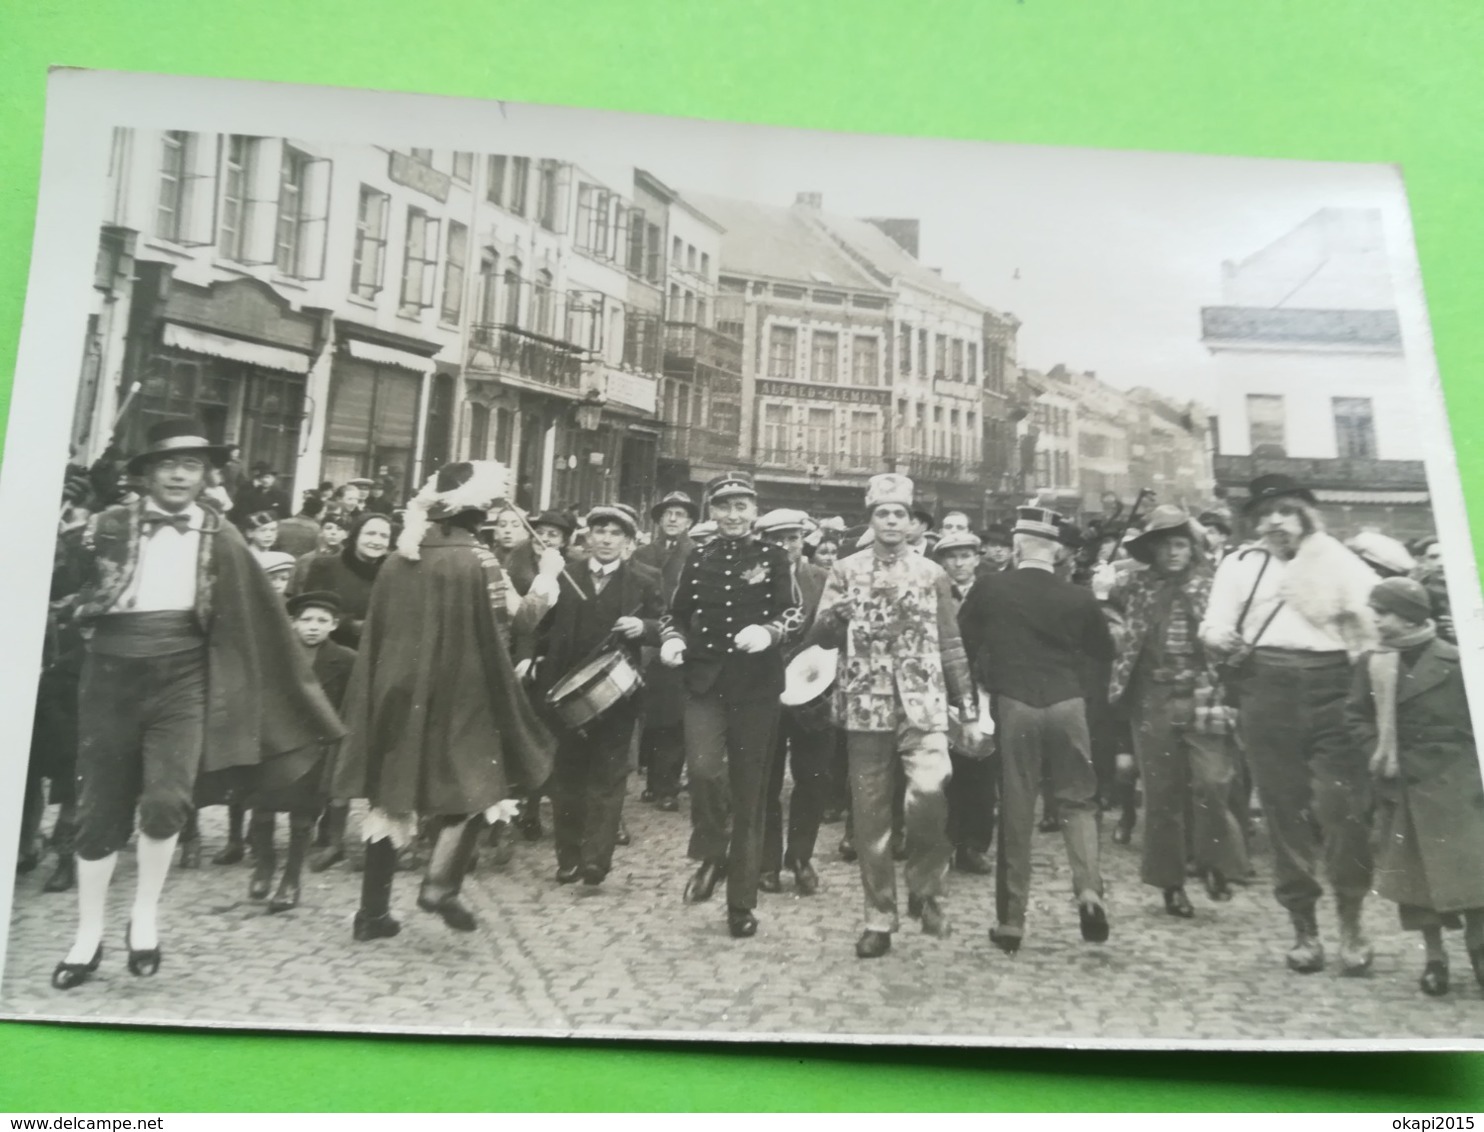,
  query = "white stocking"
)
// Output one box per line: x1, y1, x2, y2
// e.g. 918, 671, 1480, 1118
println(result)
66, 853, 118, 964
129, 833, 179, 951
